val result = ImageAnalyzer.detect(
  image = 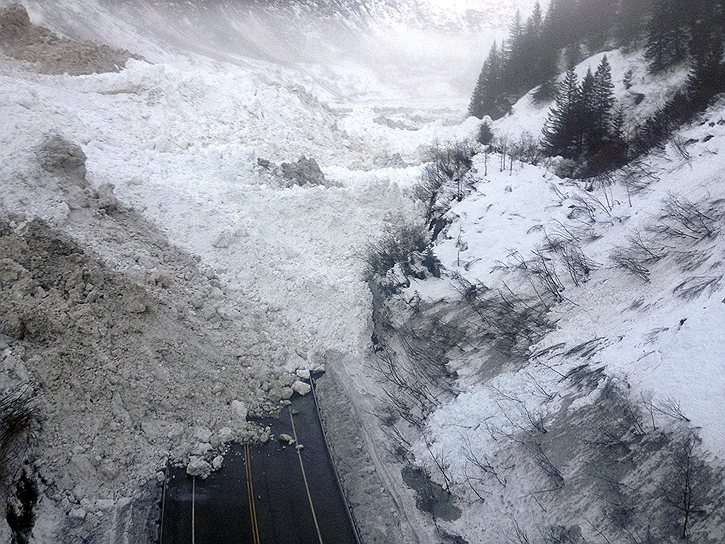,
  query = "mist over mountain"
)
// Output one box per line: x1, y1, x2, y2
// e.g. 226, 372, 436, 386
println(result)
15, 0, 539, 101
